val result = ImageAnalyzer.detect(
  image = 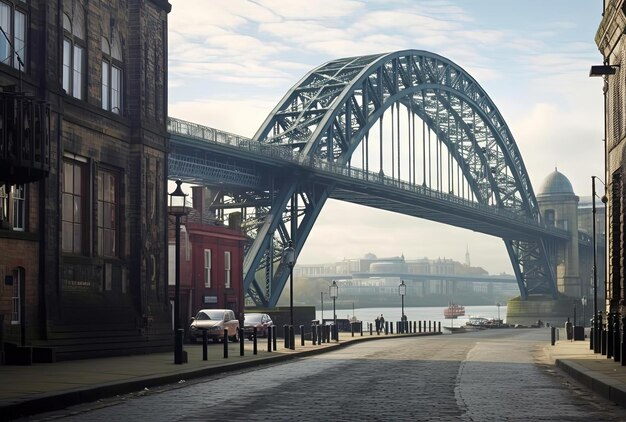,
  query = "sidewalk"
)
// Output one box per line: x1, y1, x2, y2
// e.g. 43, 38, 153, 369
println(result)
0, 330, 430, 419
544, 336, 626, 408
